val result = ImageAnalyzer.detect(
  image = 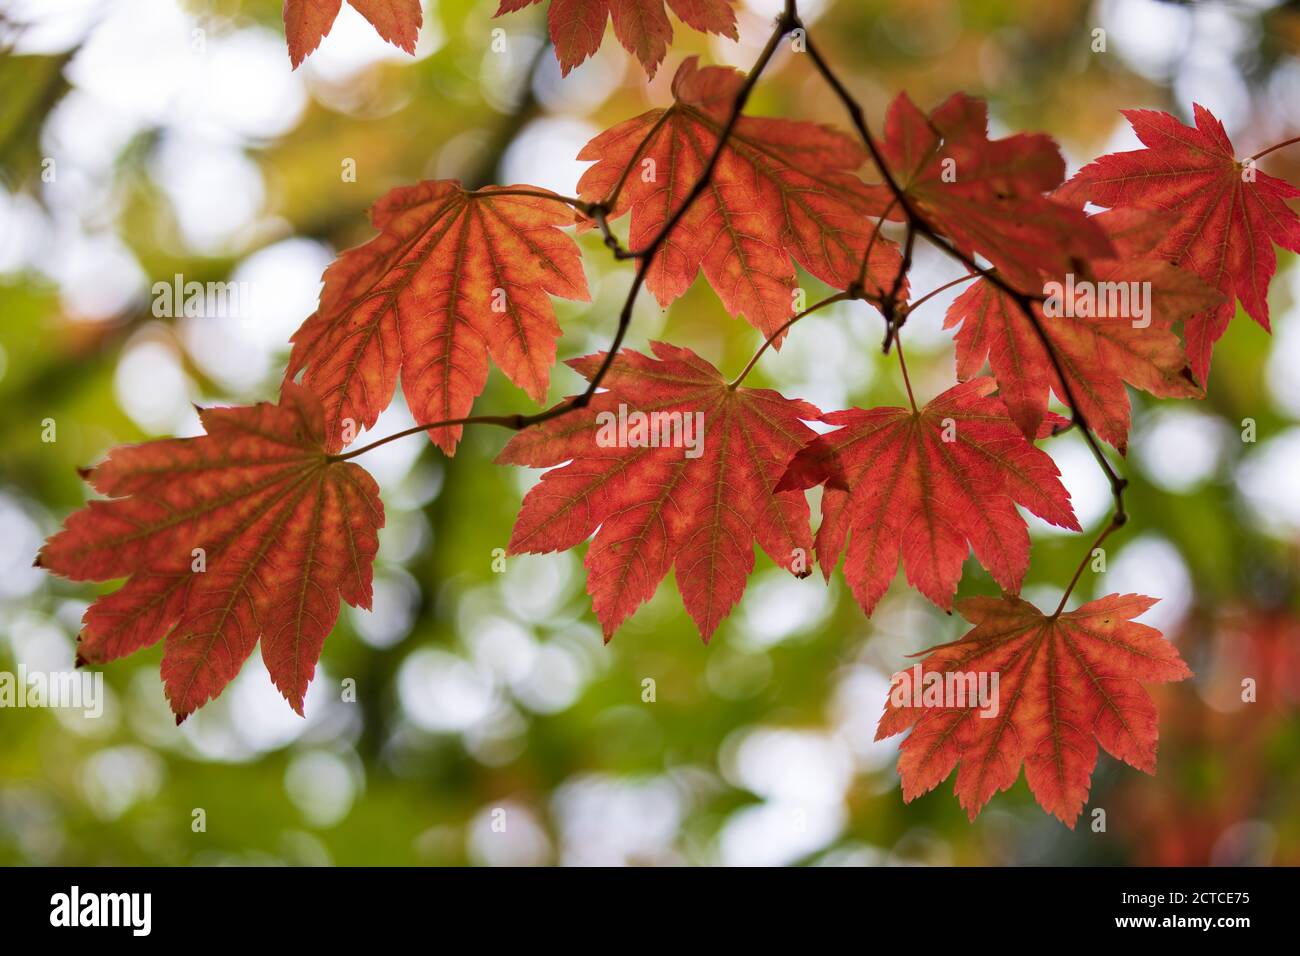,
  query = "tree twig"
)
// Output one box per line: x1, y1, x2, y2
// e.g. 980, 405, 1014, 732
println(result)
795, 16, 1127, 610
335, 10, 801, 456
